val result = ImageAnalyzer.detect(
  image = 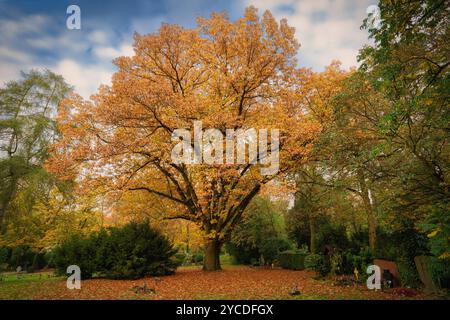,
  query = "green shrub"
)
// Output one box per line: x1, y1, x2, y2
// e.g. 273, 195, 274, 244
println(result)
53, 234, 98, 278
304, 253, 324, 271
0, 247, 9, 272
192, 252, 204, 264
179, 251, 204, 265
44, 250, 56, 268
316, 224, 350, 253
220, 253, 234, 266
0, 246, 51, 272
341, 251, 354, 274
174, 252, 187, 265
330, 252, 344, 275
420, 204, 450, 260
429, 258, 450, 289
278, 250, 306, 270
318, 255, 332, 277
398, 258, 422, 288
225, 242, 259, 265
296, 244, 309, 255
259, 236, 293, 265
107, 222, 178, 278
29, 252, 46, 272
9, 245, 35, 270
53, 221, 178, 279
341, 247, 374, 275
0, 247, 11, 265
227, 196, 293, 266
